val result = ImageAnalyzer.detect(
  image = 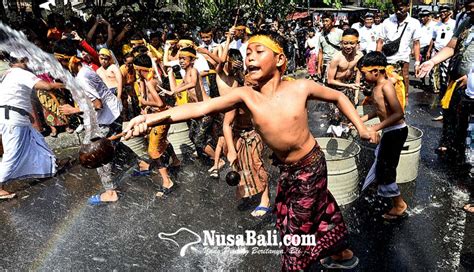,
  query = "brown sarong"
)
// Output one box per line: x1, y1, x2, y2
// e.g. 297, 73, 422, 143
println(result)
234, 129, 268, 199
273, 144, 348, 271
